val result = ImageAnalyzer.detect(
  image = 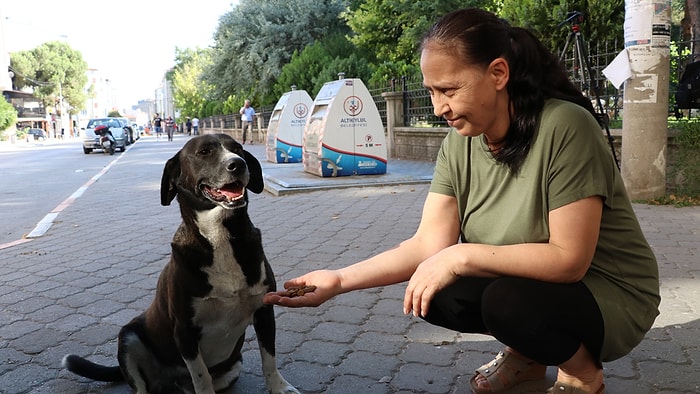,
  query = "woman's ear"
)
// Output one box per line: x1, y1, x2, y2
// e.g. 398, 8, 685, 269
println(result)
489, 58, 509, 90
